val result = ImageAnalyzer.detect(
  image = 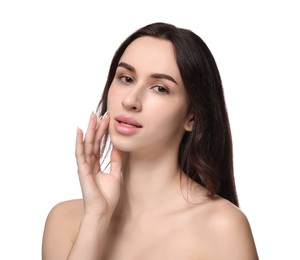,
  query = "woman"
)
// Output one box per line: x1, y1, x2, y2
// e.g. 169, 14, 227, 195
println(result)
42, 22, 259, 259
